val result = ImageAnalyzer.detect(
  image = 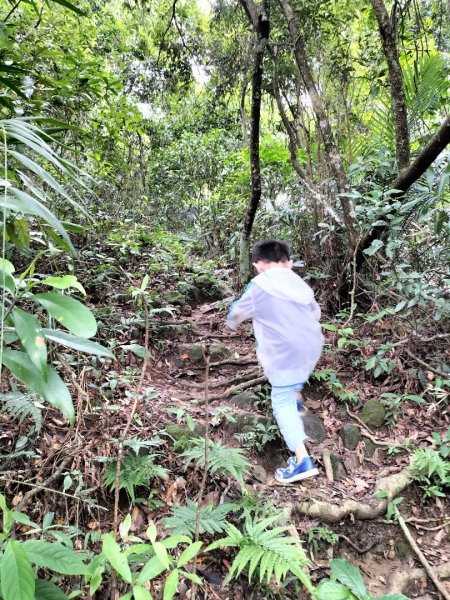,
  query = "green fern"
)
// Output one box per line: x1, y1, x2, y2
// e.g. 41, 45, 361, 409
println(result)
0, 392, 42, 433
181, 438, 250, 487
163, 498, 238, 535
103, 453, 168, 502
207, 513, 314, 591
